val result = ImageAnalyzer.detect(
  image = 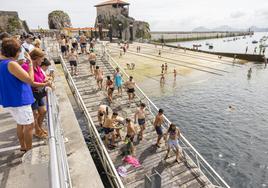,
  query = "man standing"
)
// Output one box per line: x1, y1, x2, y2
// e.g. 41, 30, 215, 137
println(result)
88, 51, 97, 74
154, 109, 164, 148
134, 103, 146, 140
79, 34, 87, 54
124, 76, 135, 106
